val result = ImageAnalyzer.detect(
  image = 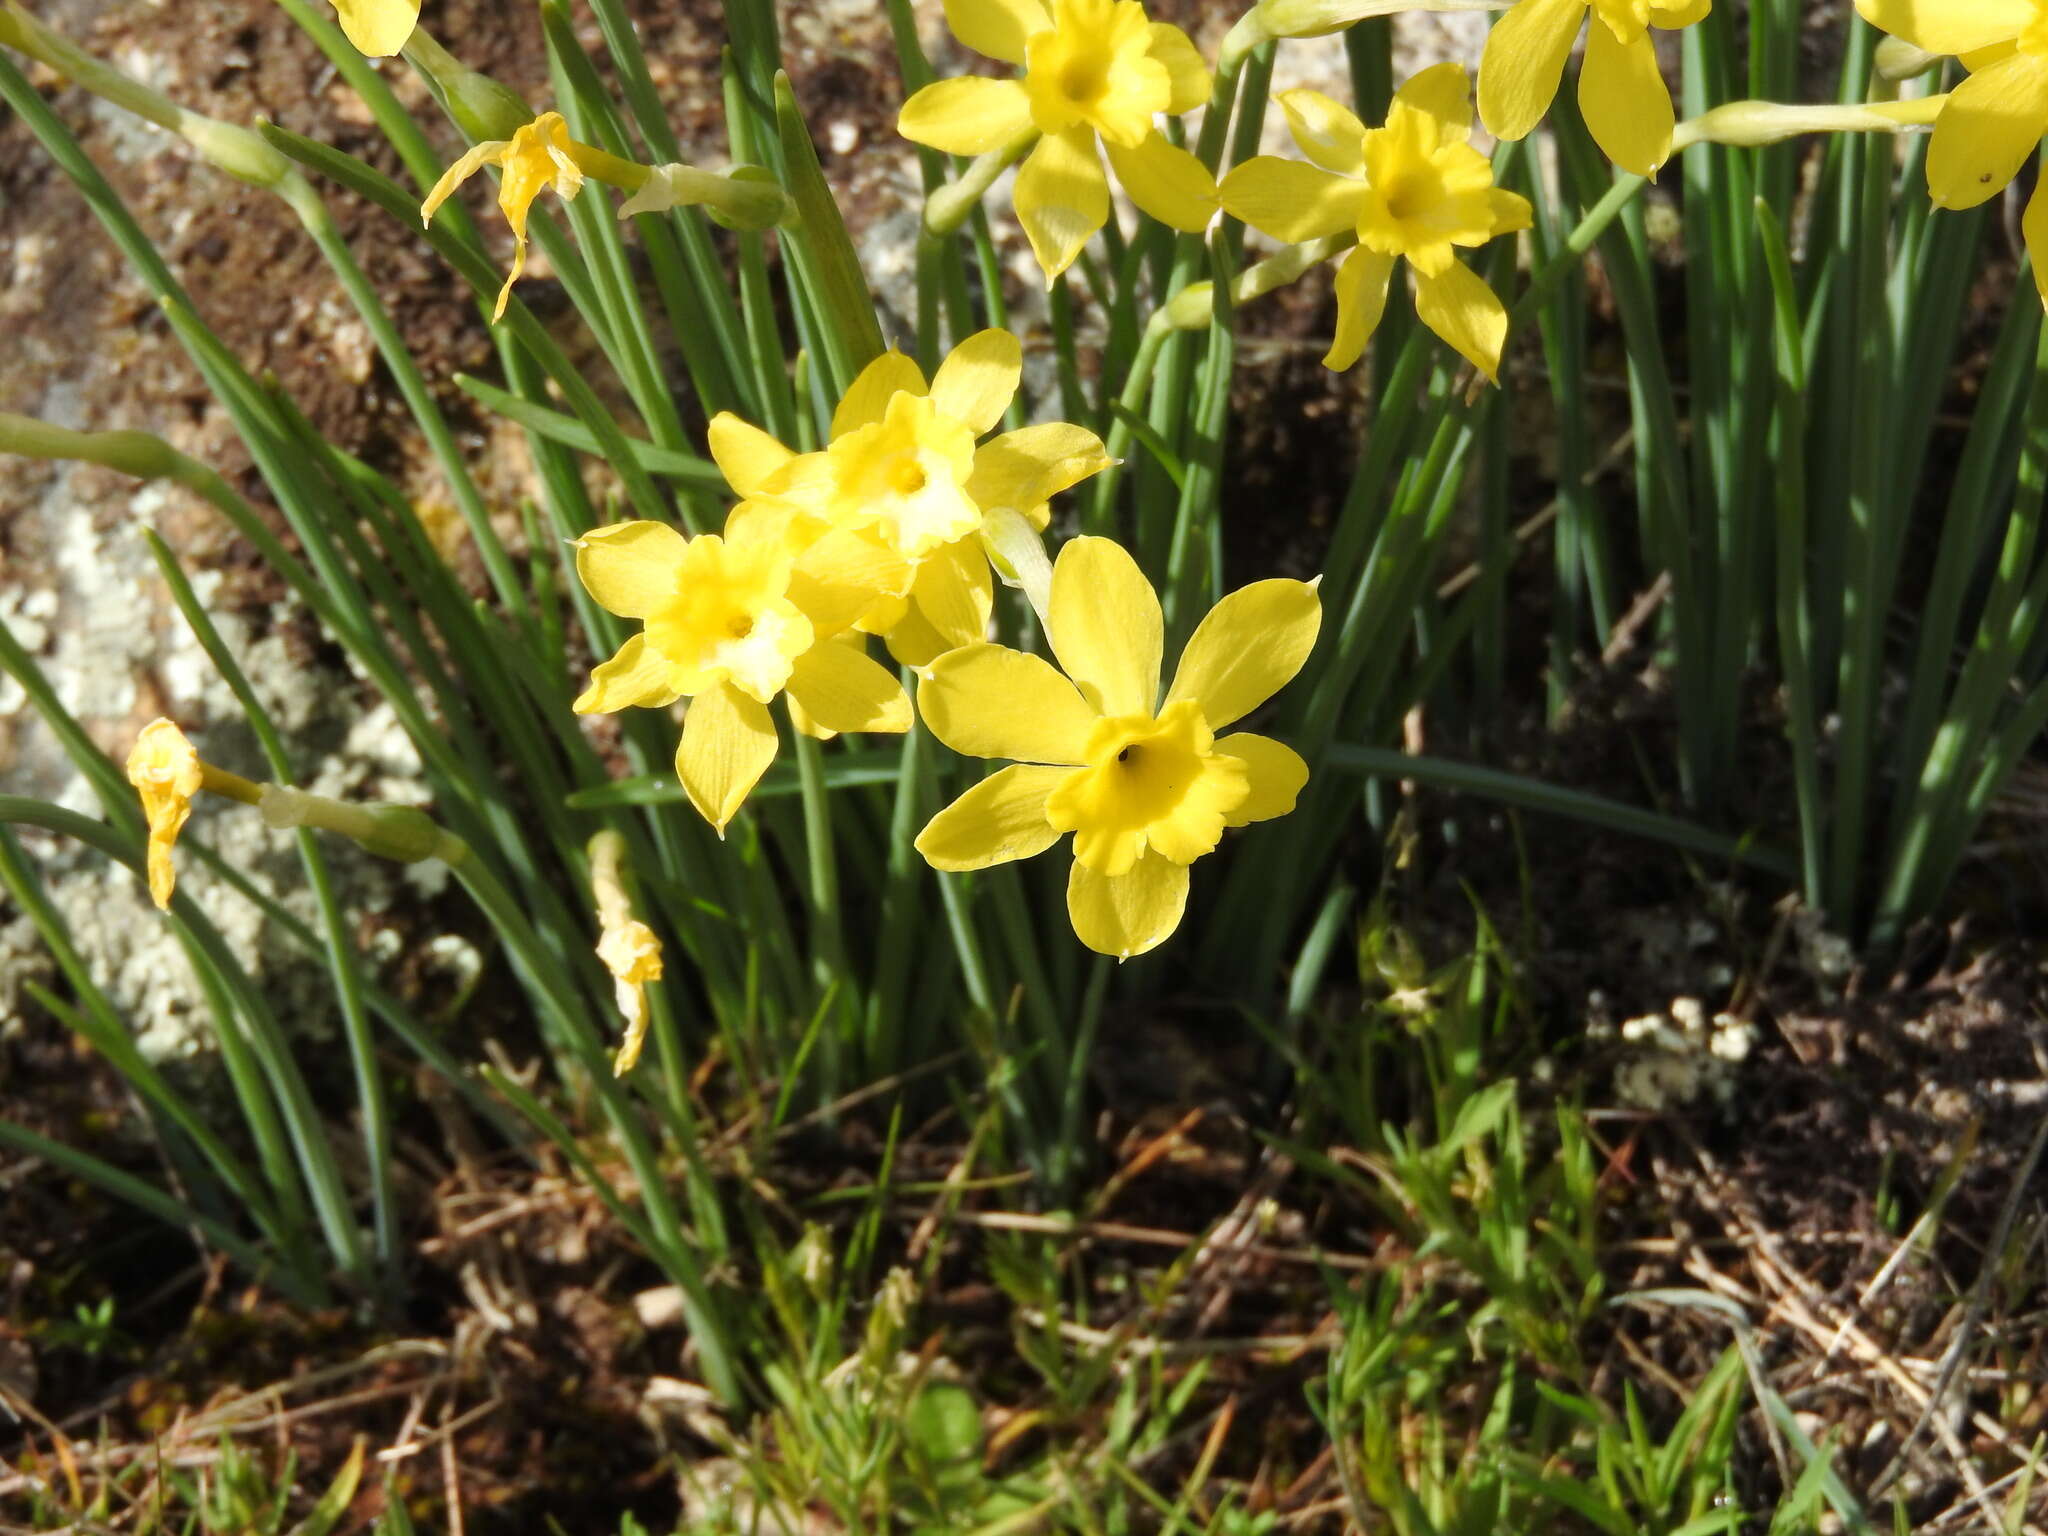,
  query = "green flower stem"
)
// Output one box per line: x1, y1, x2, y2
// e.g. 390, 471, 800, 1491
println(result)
1053, 955, 1112, 1194
923, 130, 1036, 237
792, 727, 851, 1103
146, 531, 399, 1292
